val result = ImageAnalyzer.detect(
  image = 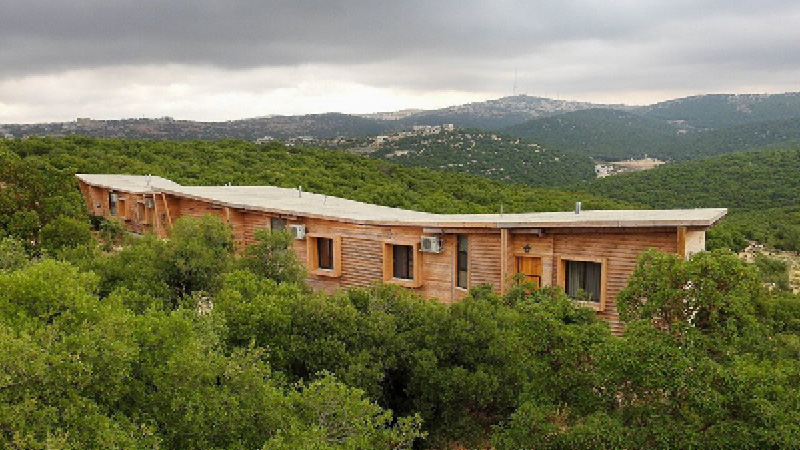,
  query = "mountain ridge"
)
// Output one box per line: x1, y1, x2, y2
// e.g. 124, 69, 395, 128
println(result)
3, 92, 800, 161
